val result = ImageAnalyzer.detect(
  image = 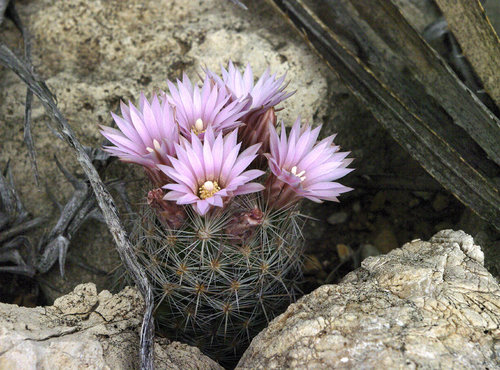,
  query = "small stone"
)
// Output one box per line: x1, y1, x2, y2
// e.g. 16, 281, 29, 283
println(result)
303, 254, 323, 274
327, 212, 348, 225
432, 193, 449, 212
53, 283, 98, 315
369, 191, 386, 212
413, 191, 433, 200
408, 198, 420, 208
373, 228, 399, 254
336, 244, 354, 262
352, 201, 362, 213
359, 244, 381, 261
